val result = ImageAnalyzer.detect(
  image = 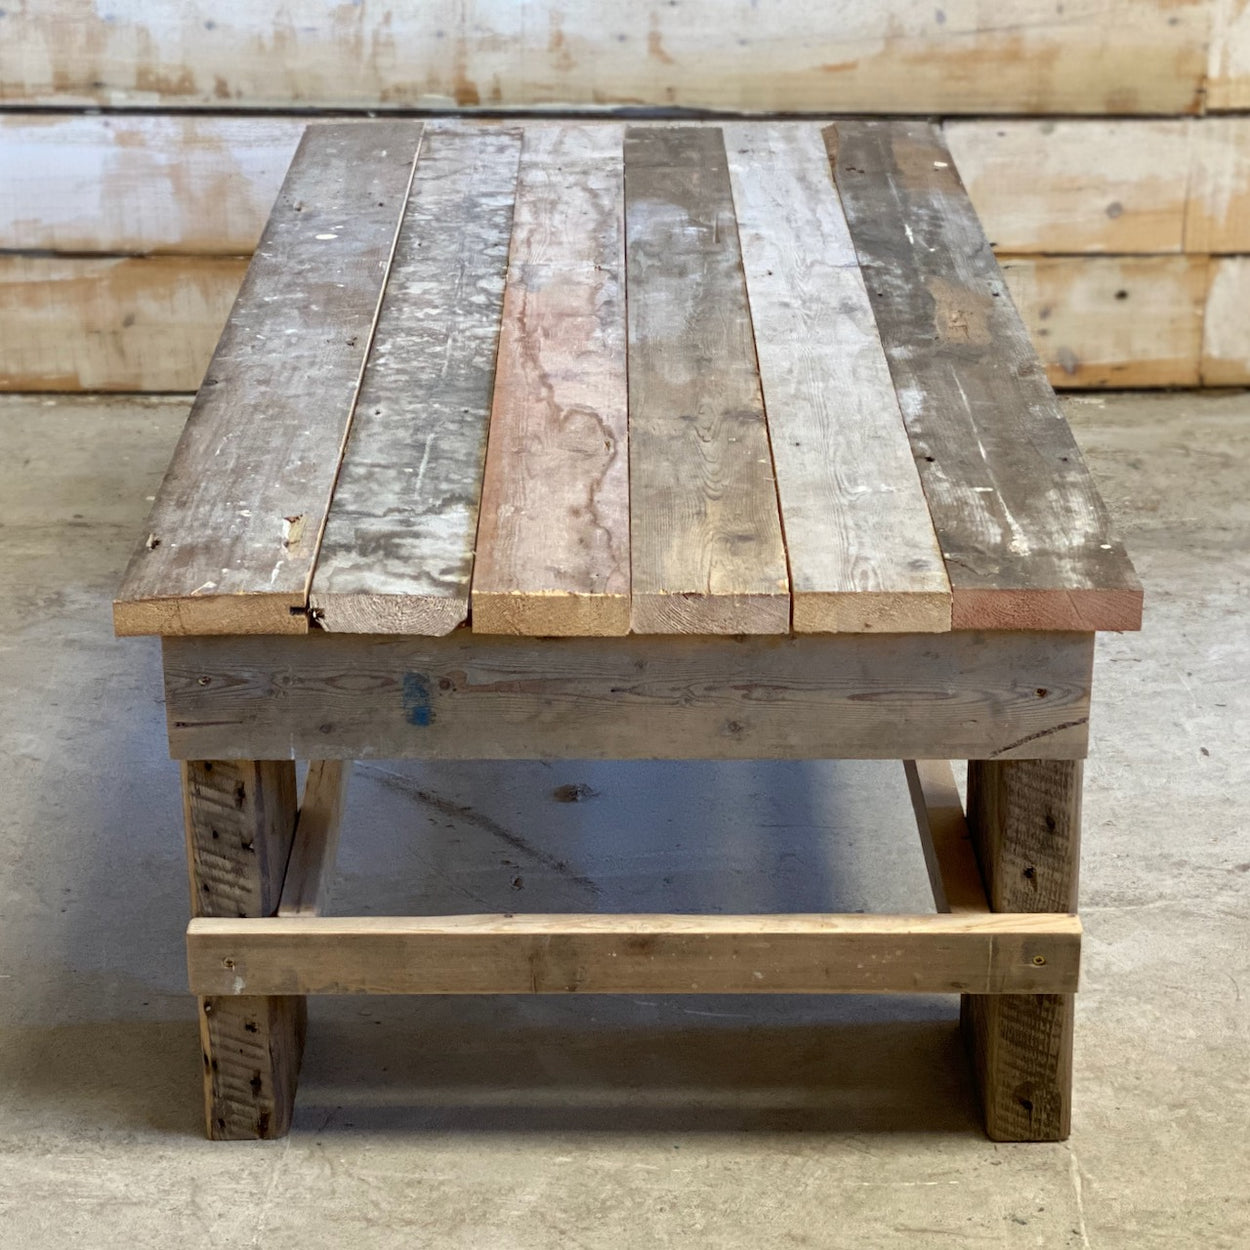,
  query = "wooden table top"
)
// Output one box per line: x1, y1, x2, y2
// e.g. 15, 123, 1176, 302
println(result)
115, 119, 1141, 640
